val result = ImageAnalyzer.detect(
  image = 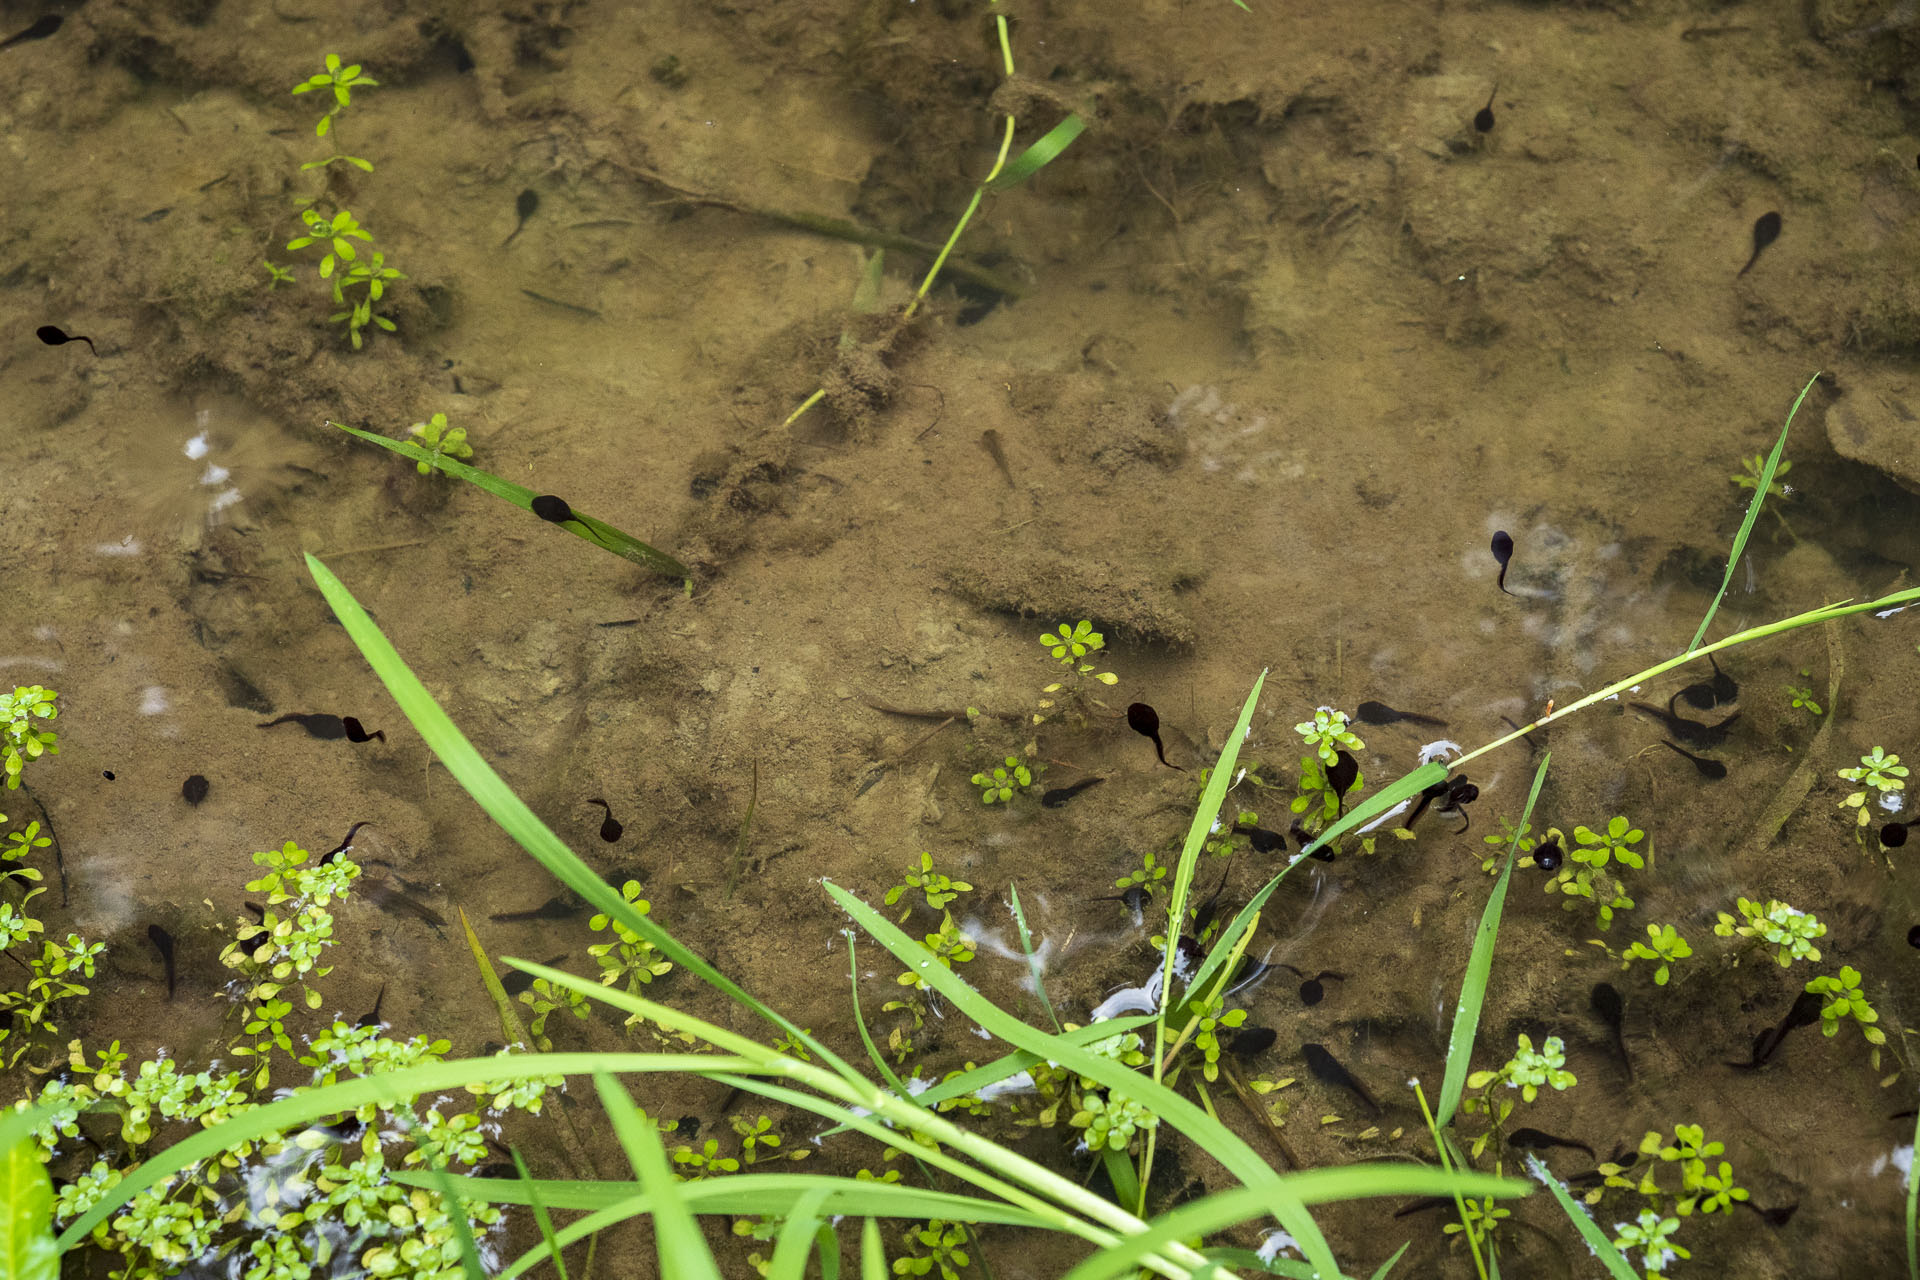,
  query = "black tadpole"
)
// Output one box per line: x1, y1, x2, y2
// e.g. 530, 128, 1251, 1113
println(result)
1659, 739, 1727, 780
1732, 990, 1823, 1070
586, 798, 624, 843
531, 494, 576, 524
1, 15, 61, 50
1325, 750, 1359, 811
1630, 702, 1739, 749
1590, 982, 1632, 1081
1126, 702, 1183, 771
1302, 1043, 1380, 1115
36, 324, 95, 354
1532, 840, 1563, 871
1354, 700, 1447, 728
356, 982, 388, 1029
341, 716, 385, 743
1490, 531, 1515, 595
1671, 653, 1738, 712
1506, 1127, 1596, 1161
181, 774, 209, 806
147, 925, 176, 1001
1473, 83, 1498, 133
1040, 776, 1105, 808
1881, 821, 1908, 850
1738, 211, 1782, 277
1228, 1026, 1277, 1059
503, 188, 540, 246
260, 712, 347, 739
320, 821, 373, 865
